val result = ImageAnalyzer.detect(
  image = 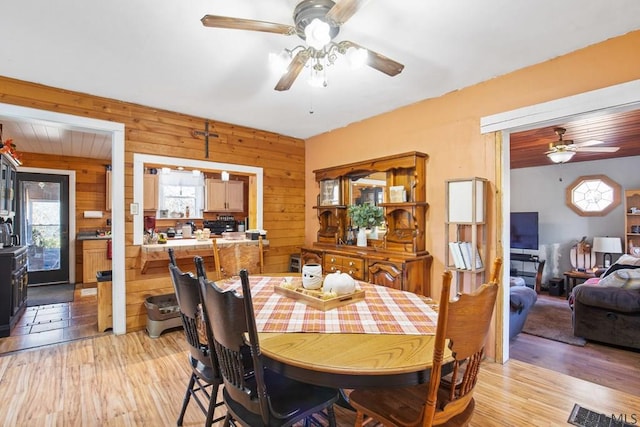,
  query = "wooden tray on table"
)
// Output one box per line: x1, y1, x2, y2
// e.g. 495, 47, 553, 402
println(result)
274, 279, 365, 311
